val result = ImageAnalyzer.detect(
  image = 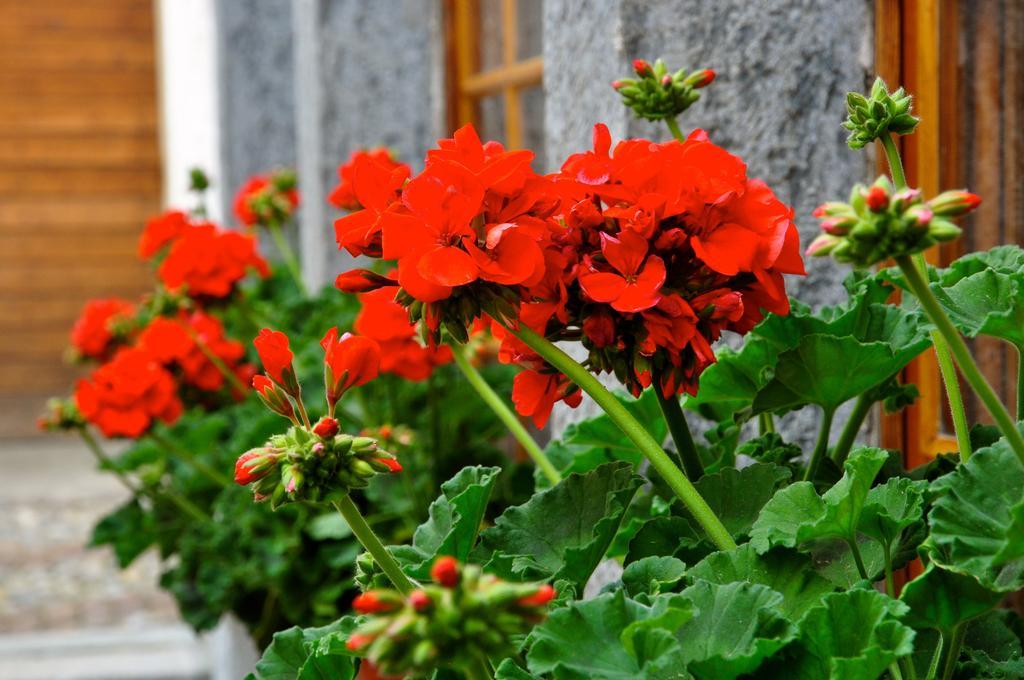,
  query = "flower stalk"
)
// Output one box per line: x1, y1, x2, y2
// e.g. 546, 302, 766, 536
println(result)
879, 131, 972, 461
450, 344, 562, 485
651, 374, 704, 479
149, 431, 232, 486
830, 394, 872, 466
267, 220, 308, 296
507, 323, 736, 551
896, 255, 1024, 464
333, 495, 416, 595
804, 407, 835, 482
